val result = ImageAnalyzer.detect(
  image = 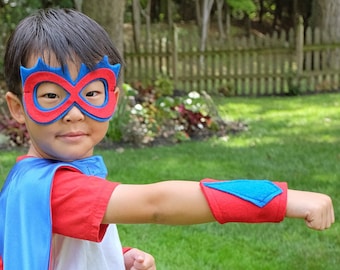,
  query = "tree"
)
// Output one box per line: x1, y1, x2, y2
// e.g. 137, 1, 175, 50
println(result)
310, 0, 340, 68
82, 0, 125, 56
311, 0, 340, 35
73, 0, 82, 10
132, 0, 152, 46
132, 0, 142, 52
216, 0, 226, 41
199, 0, 214, 57
81, 0, 125, 82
